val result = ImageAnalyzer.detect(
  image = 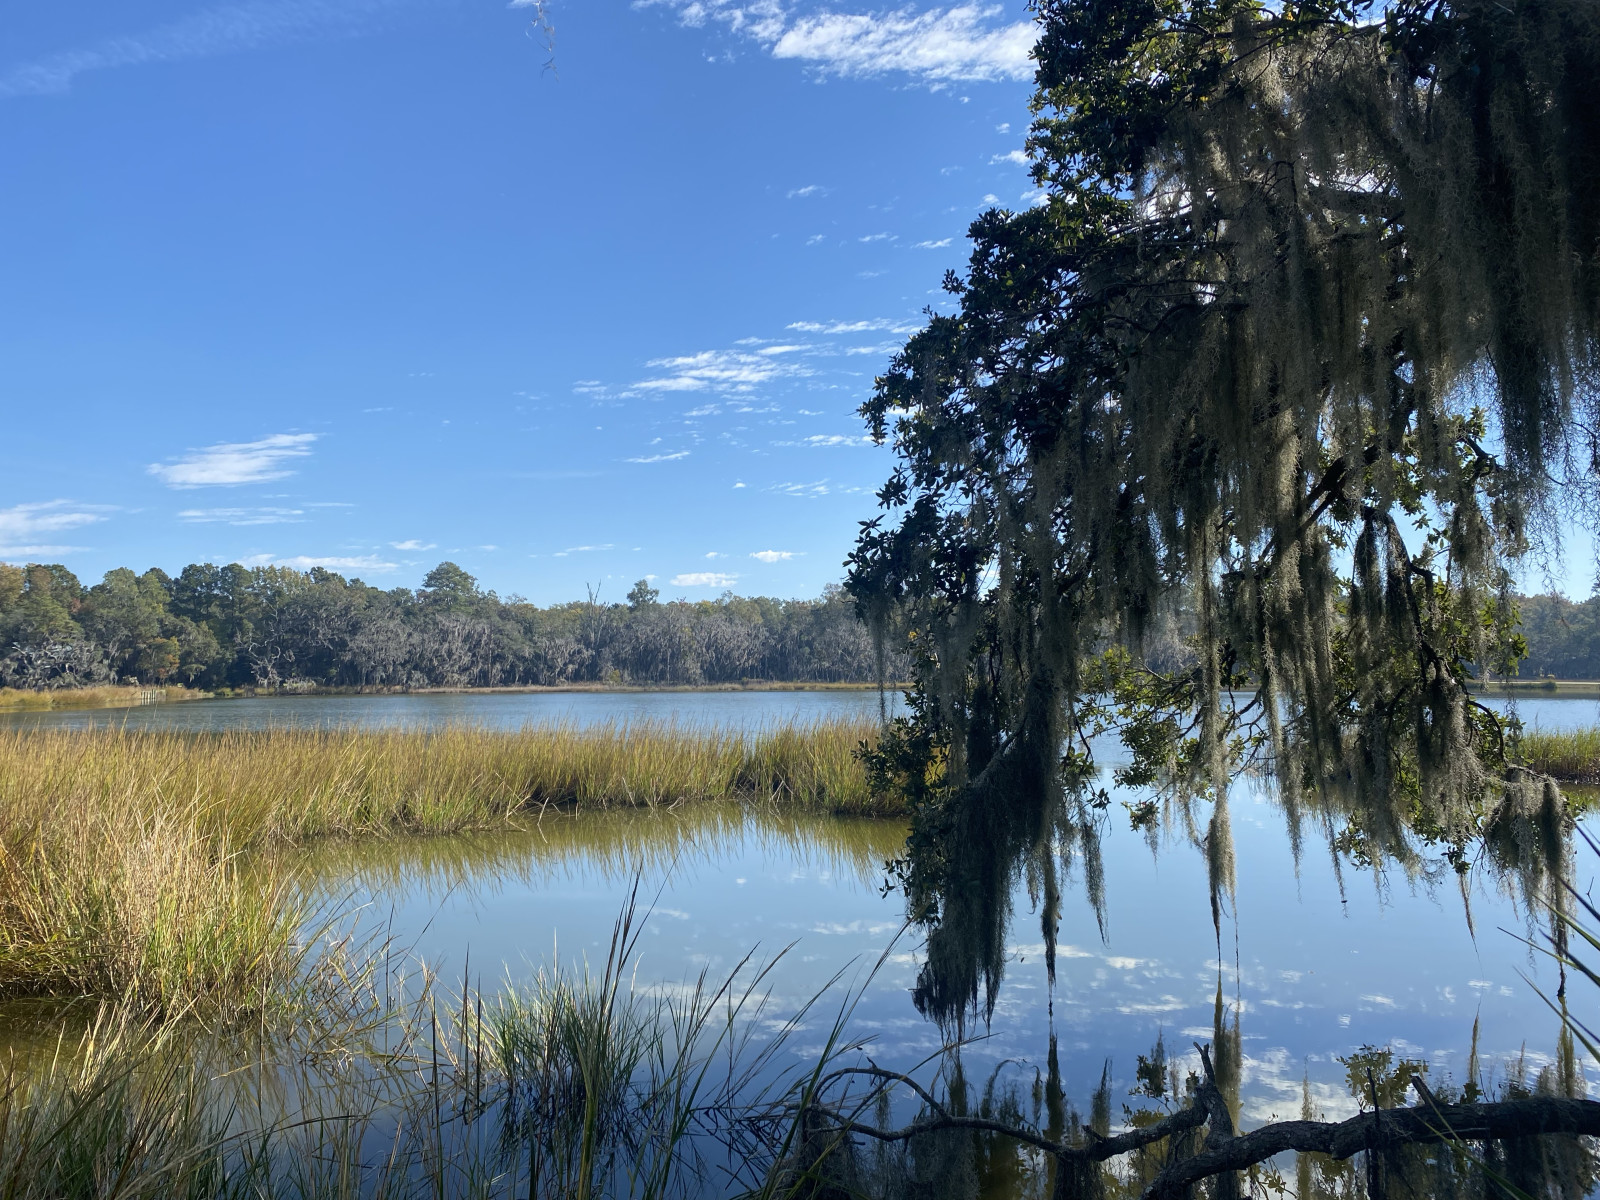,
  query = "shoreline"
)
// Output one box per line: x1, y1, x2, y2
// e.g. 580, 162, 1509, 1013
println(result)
0, 679, 906, 713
